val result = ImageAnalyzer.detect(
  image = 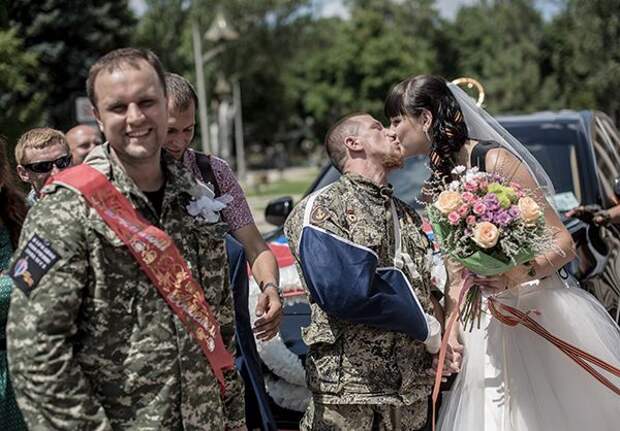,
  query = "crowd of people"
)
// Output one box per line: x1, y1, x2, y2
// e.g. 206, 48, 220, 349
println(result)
0, 47, 619, 431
